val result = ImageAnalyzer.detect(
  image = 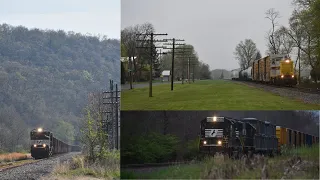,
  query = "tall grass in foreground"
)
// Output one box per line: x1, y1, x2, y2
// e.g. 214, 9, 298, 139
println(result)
122, 145, 319, 179
52, 150, 120, 179
0, 153, 31, 163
